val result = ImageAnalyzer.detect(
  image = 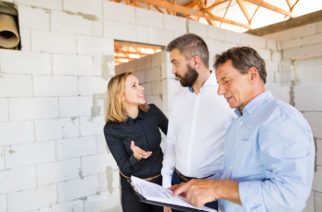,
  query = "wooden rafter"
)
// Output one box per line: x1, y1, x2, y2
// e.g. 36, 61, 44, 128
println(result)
184, 0, 198, 8
285, 0, 292, 9
236, 0, 251, 23
249, 3, 260, 23
206, 9, 250, 29
126, 0, 250, 29
290, 0, 299, 12
244, 0, 291, 17
197, 0, 214, 25
204, 0, 228, 11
